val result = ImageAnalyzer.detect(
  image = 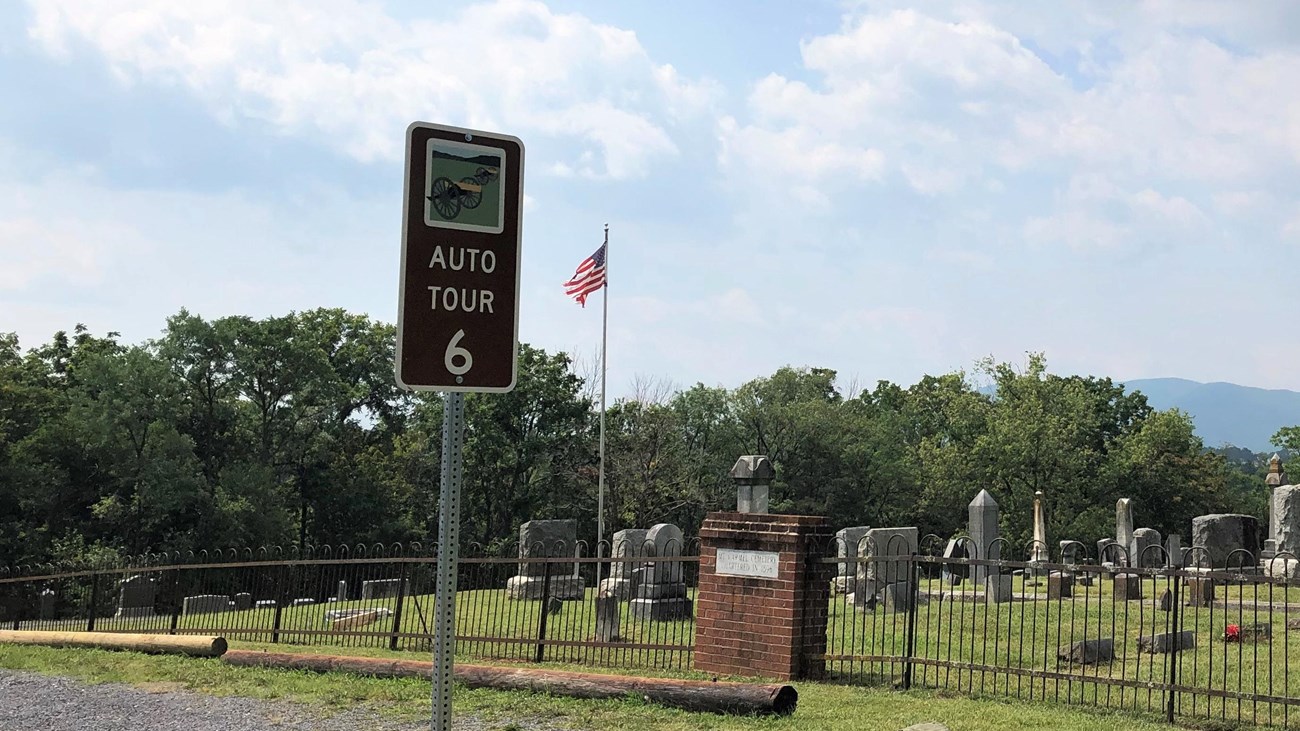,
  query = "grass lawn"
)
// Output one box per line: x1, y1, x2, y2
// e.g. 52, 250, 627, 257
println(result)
0, 642, 1197, 731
